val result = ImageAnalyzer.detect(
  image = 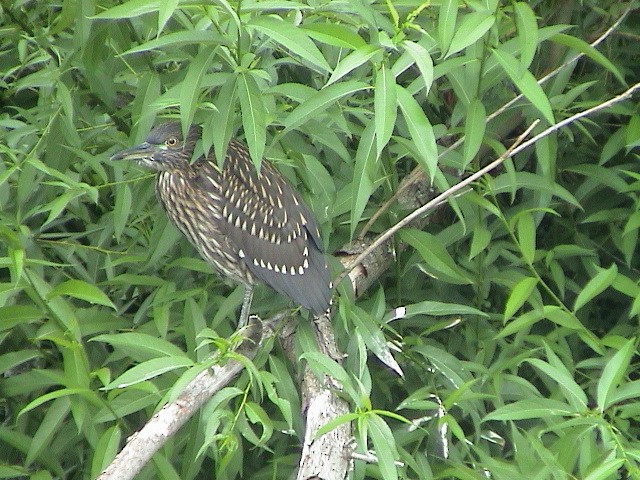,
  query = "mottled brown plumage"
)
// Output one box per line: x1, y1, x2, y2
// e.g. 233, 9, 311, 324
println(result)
111, 123, 331, 325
